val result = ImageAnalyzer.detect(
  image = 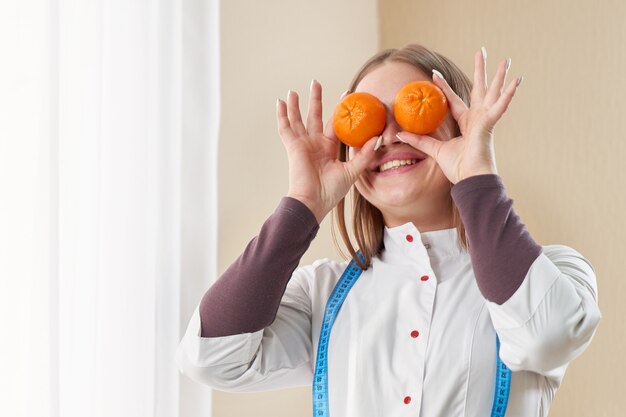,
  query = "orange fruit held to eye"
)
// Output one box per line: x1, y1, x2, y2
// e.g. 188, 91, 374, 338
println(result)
332, 92, 386, 148
394, 81, 448, 135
